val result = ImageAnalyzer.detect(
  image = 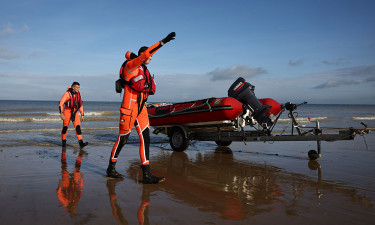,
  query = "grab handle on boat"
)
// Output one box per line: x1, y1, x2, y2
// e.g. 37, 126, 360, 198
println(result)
205, 99, 212, 112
